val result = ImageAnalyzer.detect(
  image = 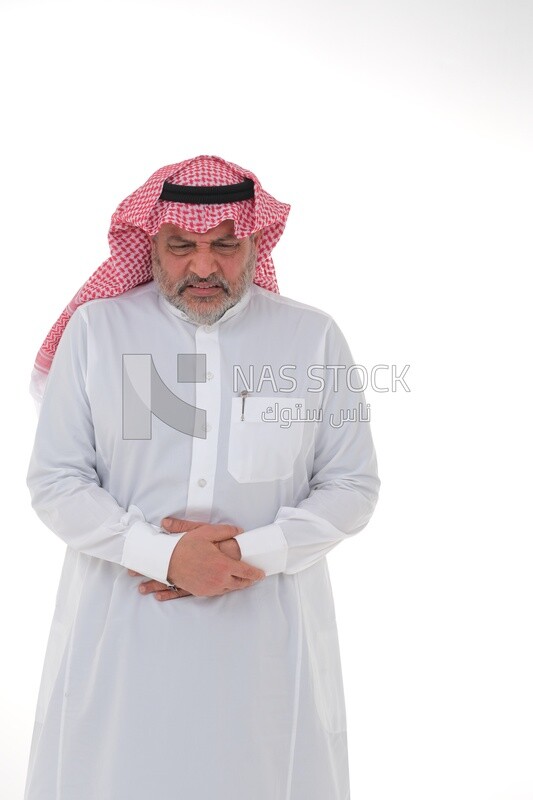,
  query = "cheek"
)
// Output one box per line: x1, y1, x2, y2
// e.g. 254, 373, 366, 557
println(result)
158, 257, 187, 282
223, 254, 251, 282
222, 264, 241, 282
